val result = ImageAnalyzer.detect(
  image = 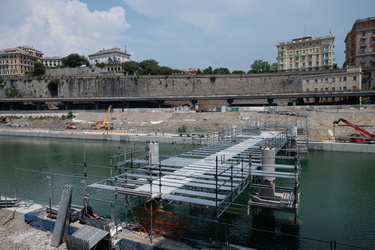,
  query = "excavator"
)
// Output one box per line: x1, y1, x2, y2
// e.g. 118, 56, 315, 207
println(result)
0, 115, 11, 123
333, 118, 375, 143
89, 105, 114, 130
